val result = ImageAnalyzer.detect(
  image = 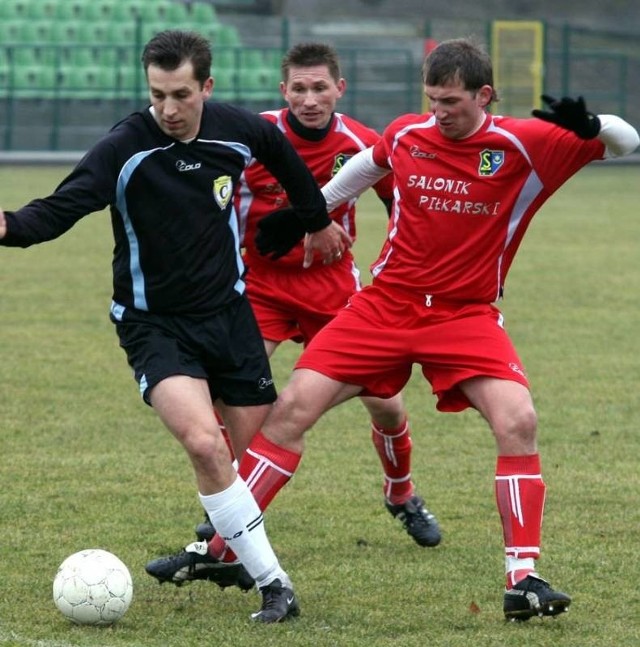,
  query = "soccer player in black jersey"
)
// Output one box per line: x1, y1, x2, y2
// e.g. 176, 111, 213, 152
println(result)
0, 29, 350, 623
